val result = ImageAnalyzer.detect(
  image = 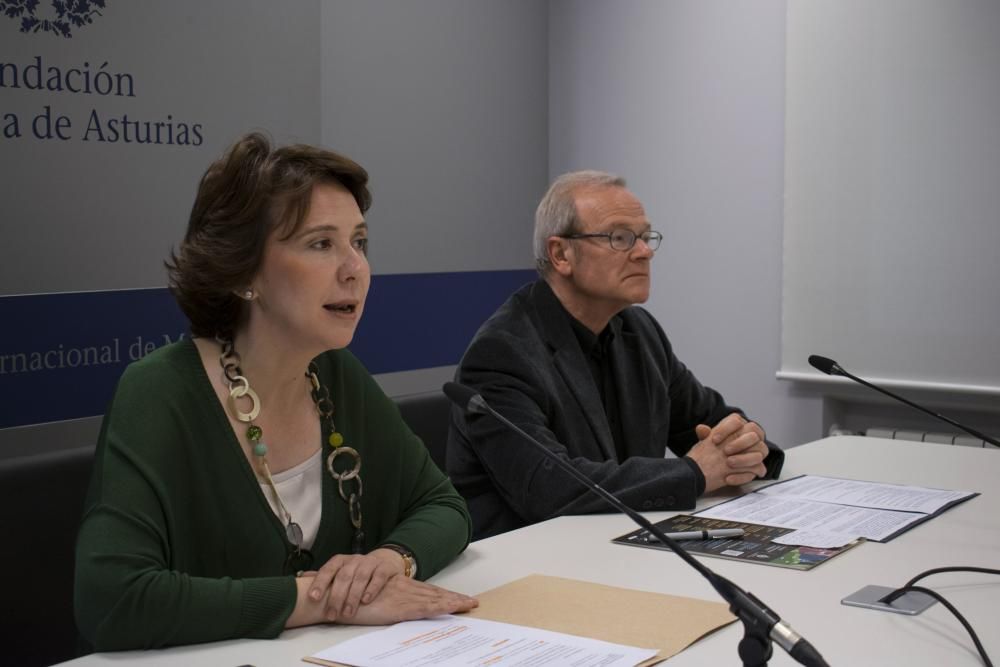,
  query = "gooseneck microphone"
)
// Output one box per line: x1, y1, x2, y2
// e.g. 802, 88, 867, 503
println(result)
444, 381, 828, 667
807, 355, 999, 448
